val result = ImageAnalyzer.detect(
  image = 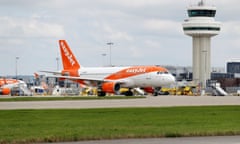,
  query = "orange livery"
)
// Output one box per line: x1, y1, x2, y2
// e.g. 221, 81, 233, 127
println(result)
41, 40, 175, 96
